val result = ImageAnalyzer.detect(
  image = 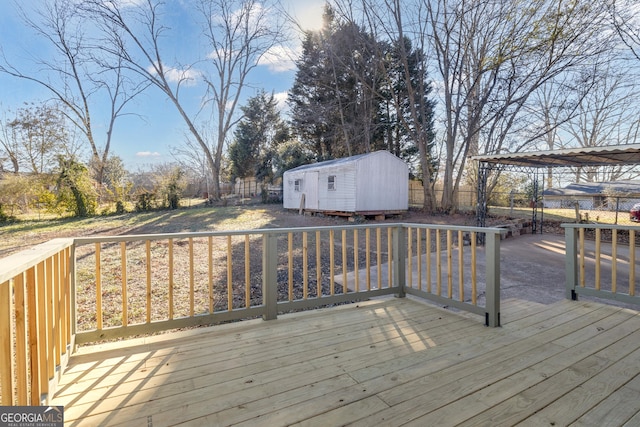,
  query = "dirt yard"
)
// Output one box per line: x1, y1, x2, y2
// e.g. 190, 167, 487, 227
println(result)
1, 204, 508, 258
